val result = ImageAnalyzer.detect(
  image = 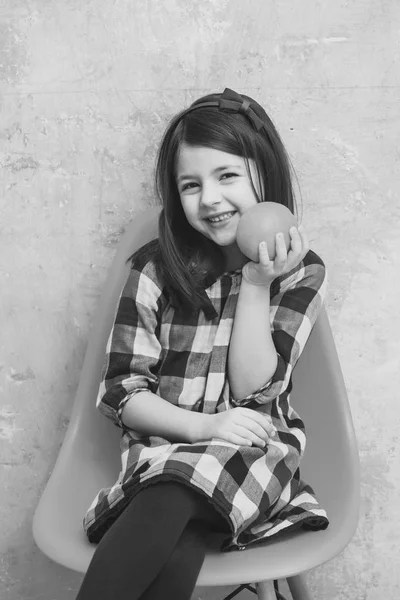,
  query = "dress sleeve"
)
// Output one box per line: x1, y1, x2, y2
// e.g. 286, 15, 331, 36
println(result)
96, 264, 164, 428
230, 250, 328, 407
